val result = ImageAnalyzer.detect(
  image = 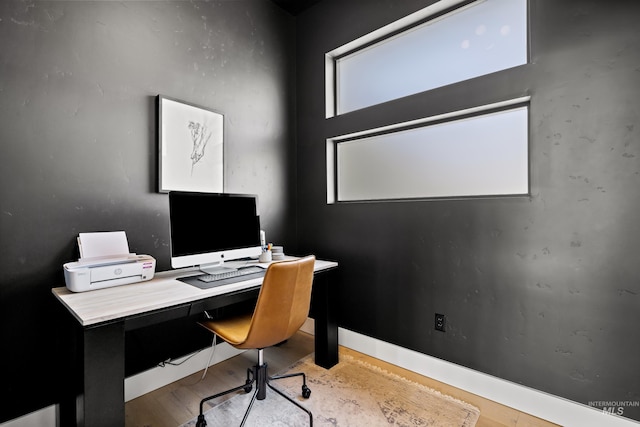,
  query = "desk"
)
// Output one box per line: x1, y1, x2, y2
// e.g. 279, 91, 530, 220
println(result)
52, 257, 338, 427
